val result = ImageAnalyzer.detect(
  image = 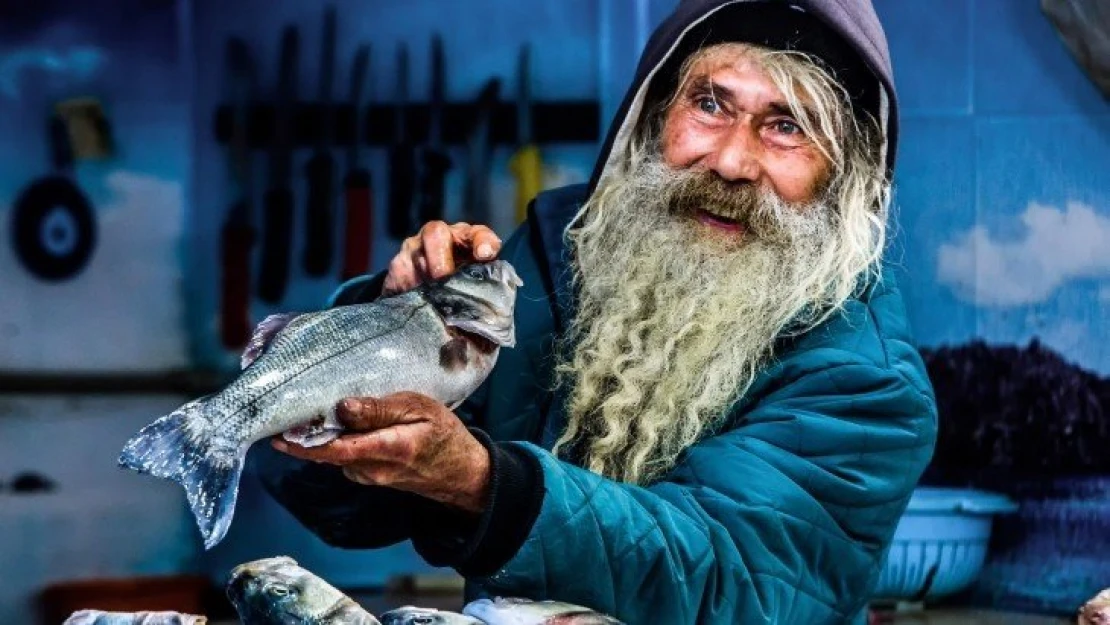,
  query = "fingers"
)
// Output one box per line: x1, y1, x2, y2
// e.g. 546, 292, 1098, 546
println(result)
383, 236, 422, 295
466, 225, 502, 261
383, 221, 502, 295
420, 221, 456, 279
335, 395, 424, 431
271, 426, 417, 465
